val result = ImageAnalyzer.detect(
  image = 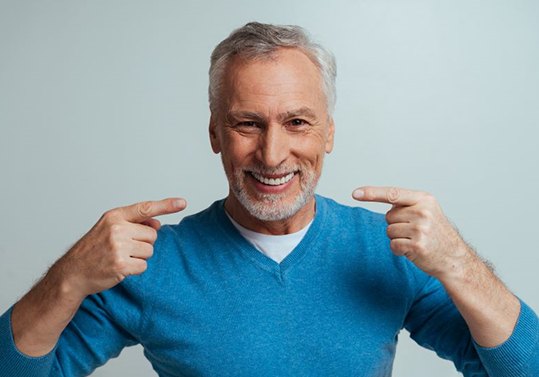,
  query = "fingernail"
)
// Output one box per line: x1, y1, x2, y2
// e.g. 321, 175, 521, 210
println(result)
352, 189, 364, 199
174, 199, 185, 208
